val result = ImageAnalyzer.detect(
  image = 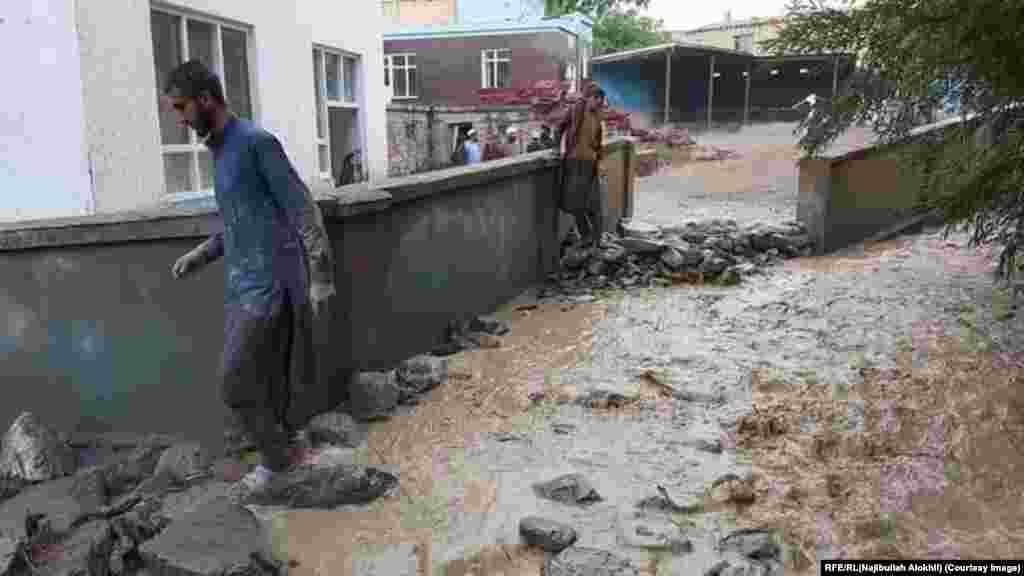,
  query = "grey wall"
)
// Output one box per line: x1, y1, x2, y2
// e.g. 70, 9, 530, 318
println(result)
0, 143, 633, 454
